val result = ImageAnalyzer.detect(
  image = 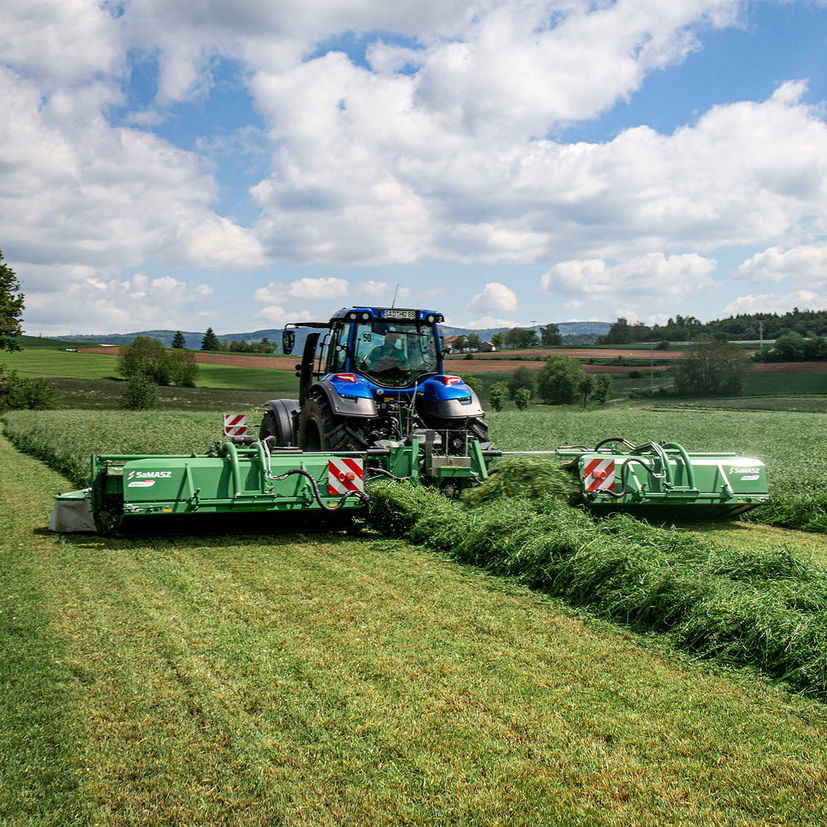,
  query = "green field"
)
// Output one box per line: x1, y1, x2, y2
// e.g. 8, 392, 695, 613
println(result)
742, 373, 827, 395
3, 419, 827, 825
0, 348, 298, 395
